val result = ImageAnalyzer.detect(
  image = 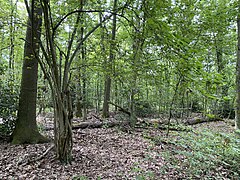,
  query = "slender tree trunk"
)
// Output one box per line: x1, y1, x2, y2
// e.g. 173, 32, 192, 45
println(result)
9, 0, 15, 71
103, 77, 111, 118
82, 64, 87, 120
75, 12, 82, 118
236, 6, 240, 129
80, 3, 87, 121
95, 74, 101, 114
102, 0, 117, 118
128, 0, 146, 126
98, 12, 105, 114
76, 79, 82, 118
114, 82, 118, 111
12, 0, 48, 144
215, 36, 230, 117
